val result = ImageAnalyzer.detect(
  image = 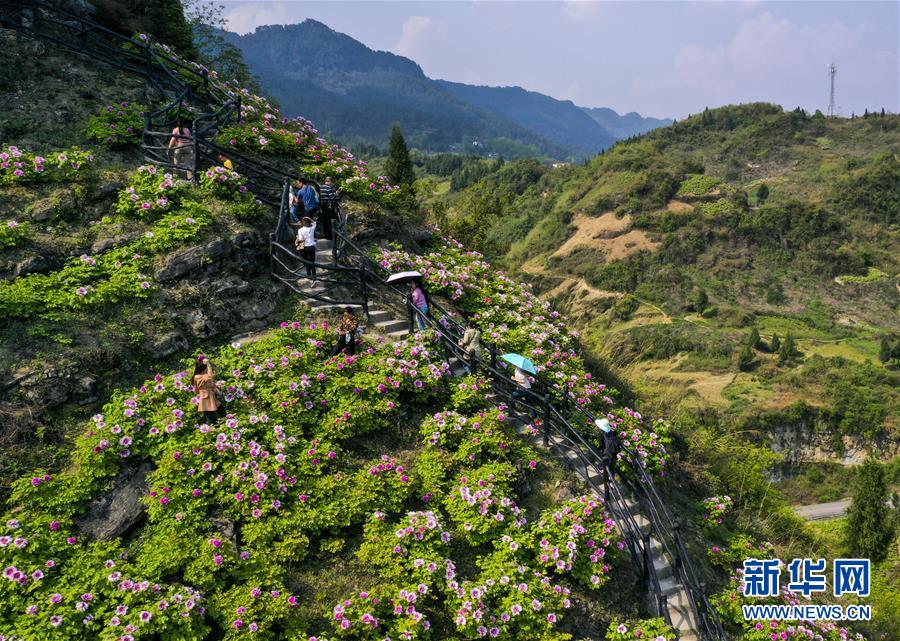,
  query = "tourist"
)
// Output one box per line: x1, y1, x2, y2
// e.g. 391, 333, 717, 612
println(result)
167, 120, 194, 180
289, 180, 303, 224
457, 318, 482, 374
192, 355, 219, 425
410, 281, 429, 331
332, 307, 360, 356
218, 153, 234, 171
297, 178, 320, 221
596, 417, 621, 476
318, 176, 340, 240
509, 366, 537, 419
295, 216, 317, 278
